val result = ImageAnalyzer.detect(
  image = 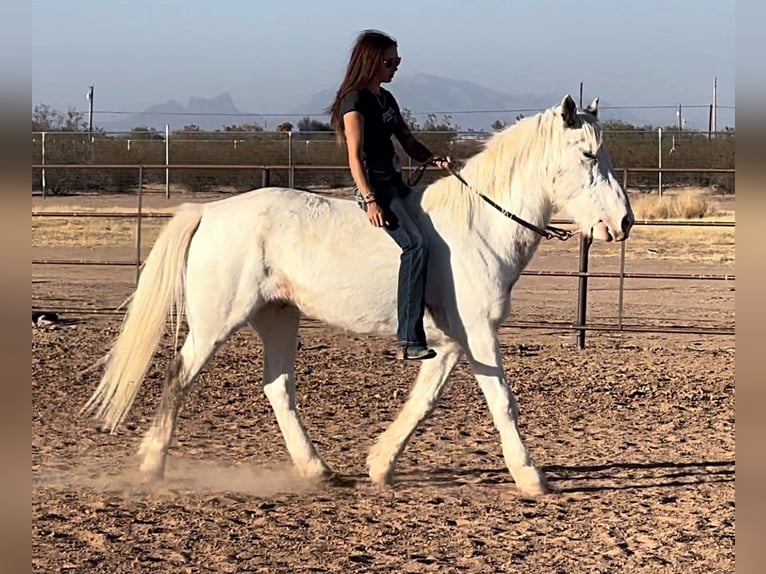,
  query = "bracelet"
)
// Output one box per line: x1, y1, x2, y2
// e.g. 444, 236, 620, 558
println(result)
365, 198, 377, 204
